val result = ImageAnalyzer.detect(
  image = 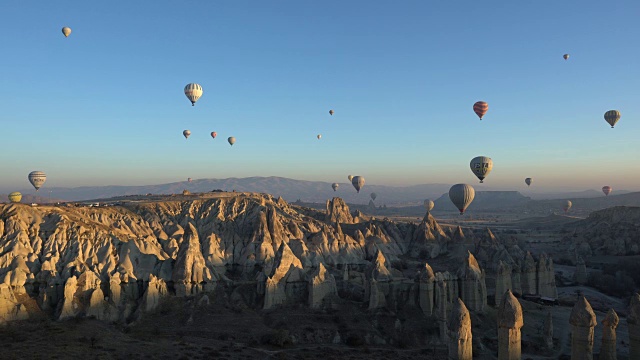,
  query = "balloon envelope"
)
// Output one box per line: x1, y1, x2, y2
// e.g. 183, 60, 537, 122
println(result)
332, 183, 339, 191
563, 54, 569, 60
184, 83, 203, 106
604, 110, 621, 128
329, 110, 334, 116
188, 178, 192, 183
470, 156, 493, 183
317, 134, 322, 140
473, 101, 488, 120
211, 132, 217, 139
449, 184, 475, 215
348, 175, 353, 182
351, 176, 365, 193
228, 137, 236, 146
525, 178, 532, 187
183, 130, 191, 139
370, 192, 377, 201
563, 200, 572, 213
602, 186, 612, 196
8, 192, 22, 203
28, 171, 47, 191
424, 199, 434, 212
62, 27, 71, 37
